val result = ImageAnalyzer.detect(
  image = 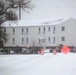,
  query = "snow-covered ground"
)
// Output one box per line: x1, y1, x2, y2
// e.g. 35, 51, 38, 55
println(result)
0, 53, 76, 75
